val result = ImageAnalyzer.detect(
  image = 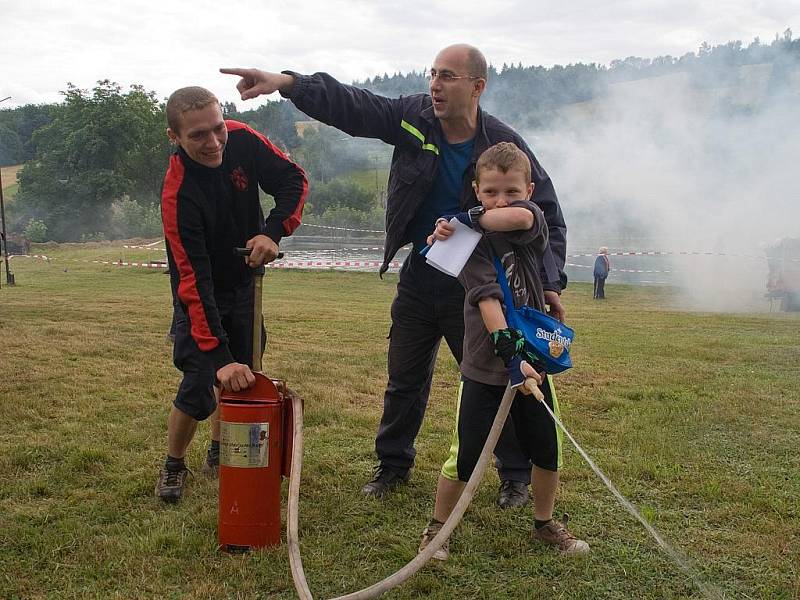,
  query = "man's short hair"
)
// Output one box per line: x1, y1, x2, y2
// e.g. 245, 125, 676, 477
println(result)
166, 86, 220, 132
465, 46, 488, 80
475, 142, 531, 184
